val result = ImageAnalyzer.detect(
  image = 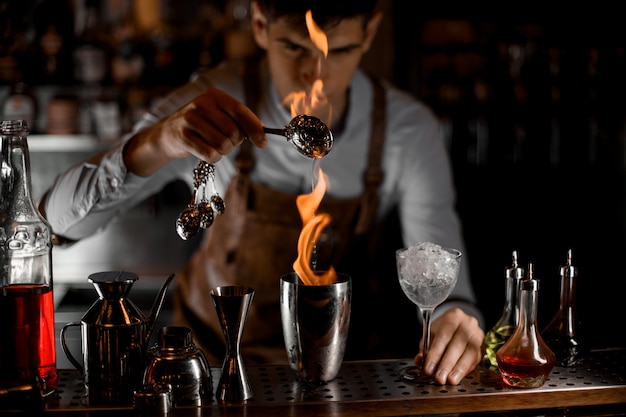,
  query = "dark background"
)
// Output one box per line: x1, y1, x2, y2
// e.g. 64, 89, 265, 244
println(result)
390, 3, 626, 349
